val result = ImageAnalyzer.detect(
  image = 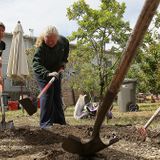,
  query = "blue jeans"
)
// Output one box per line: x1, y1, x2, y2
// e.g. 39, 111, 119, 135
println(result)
35, 74, 66, 128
